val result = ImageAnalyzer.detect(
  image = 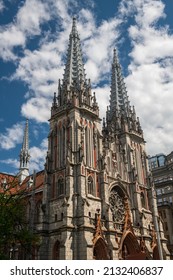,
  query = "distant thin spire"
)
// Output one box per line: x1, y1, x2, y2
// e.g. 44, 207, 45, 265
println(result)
20, 119, 30, 170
